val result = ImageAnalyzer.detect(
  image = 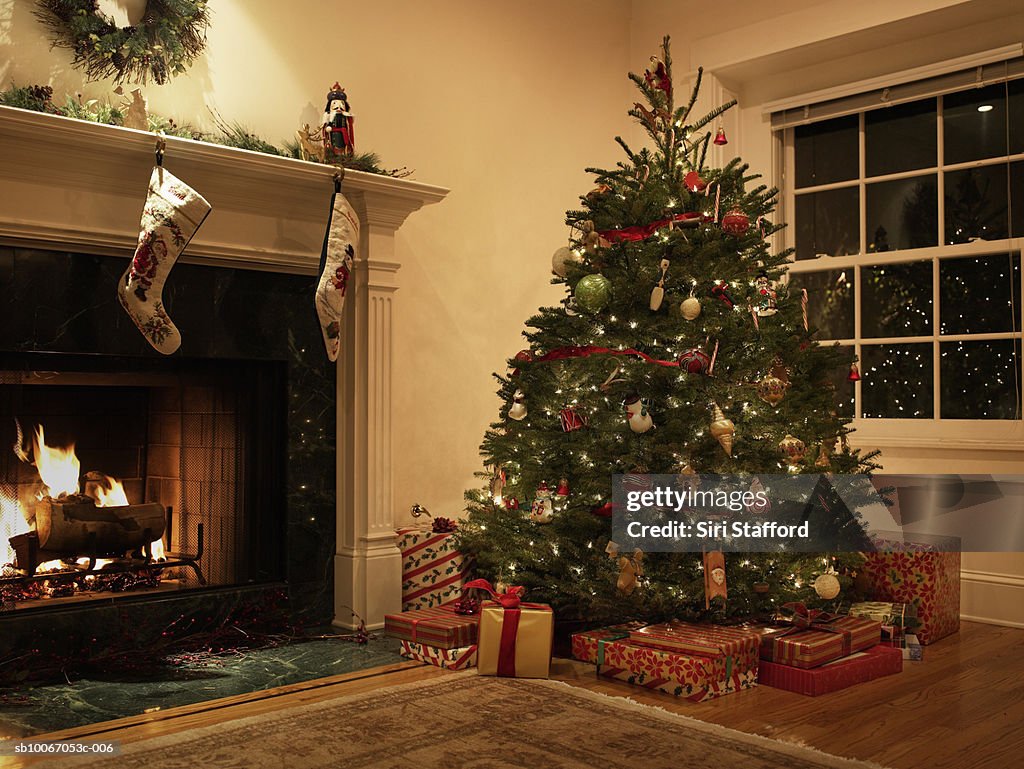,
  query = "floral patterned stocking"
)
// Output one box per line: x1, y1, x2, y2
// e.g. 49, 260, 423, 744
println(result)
315, 189, 360, 362
118, 166, 211, 354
